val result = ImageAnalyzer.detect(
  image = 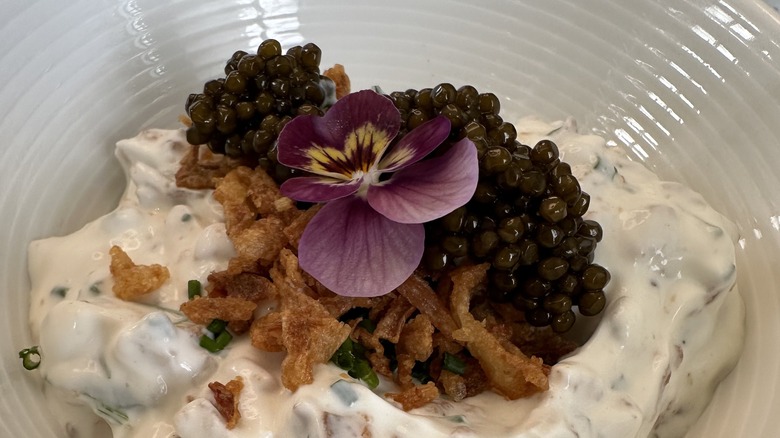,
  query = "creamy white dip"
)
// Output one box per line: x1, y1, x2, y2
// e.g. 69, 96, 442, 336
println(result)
27, 119, 744, 438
